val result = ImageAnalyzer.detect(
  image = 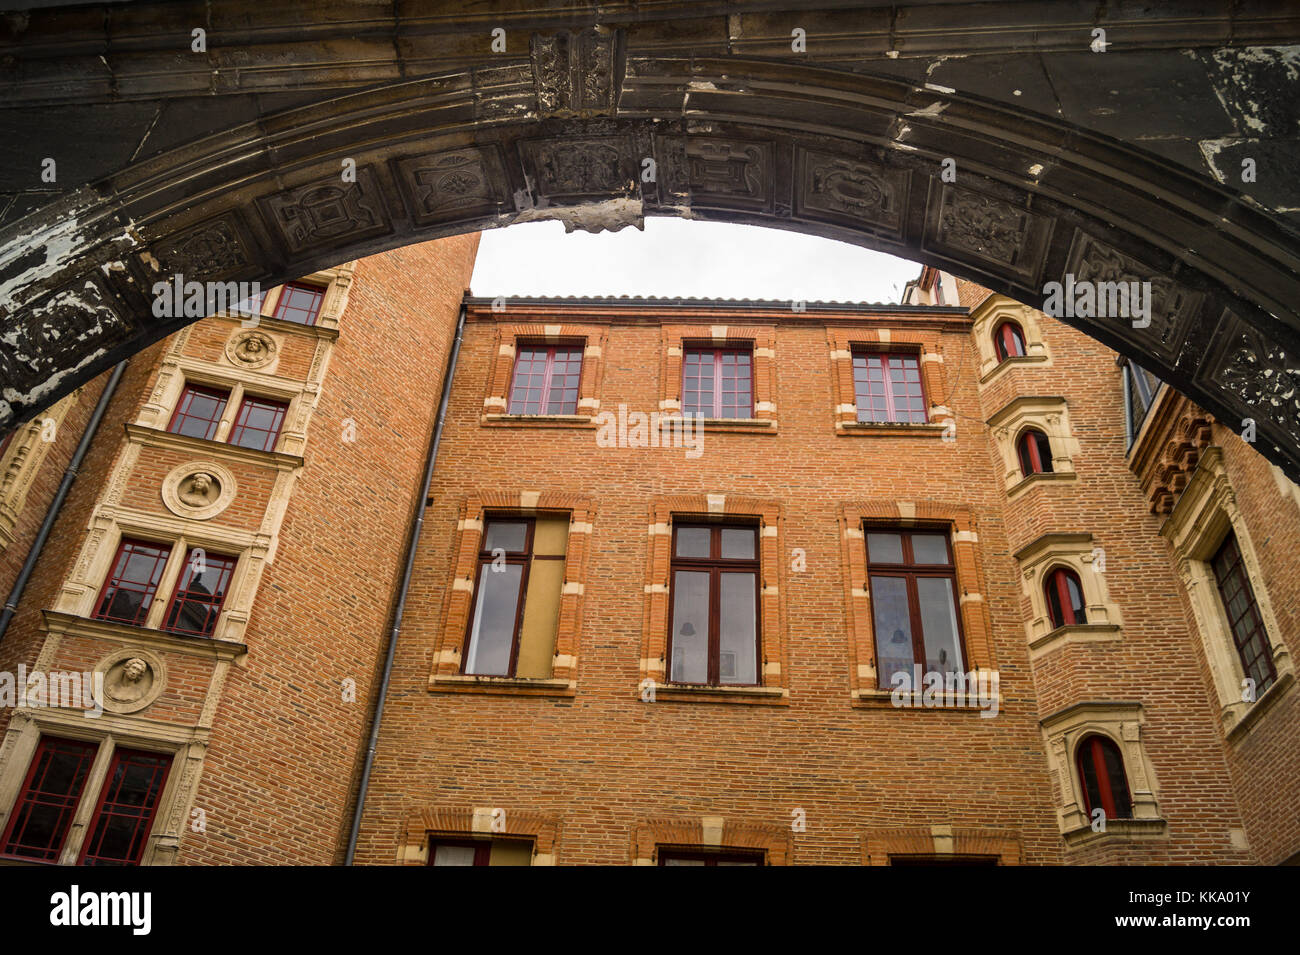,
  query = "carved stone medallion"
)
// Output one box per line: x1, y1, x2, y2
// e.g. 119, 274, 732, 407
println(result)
93, 647, 167, 714
161, 460, 237, 520
225, 329, 278, 370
